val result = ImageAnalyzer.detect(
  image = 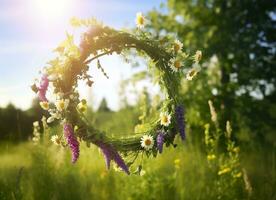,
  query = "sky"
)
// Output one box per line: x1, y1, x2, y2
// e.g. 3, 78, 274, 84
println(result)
0, 0, 165, 110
